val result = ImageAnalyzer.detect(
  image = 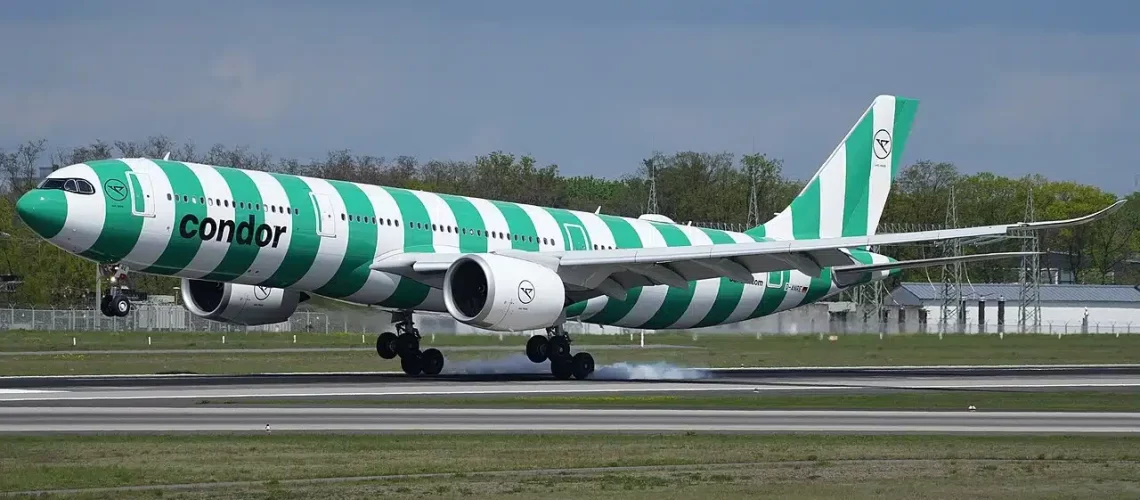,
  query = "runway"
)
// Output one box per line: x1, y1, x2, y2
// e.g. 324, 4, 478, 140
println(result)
0, 406, 1137, 434
0, 365, 1137, 434
2, 371, 1140, 405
